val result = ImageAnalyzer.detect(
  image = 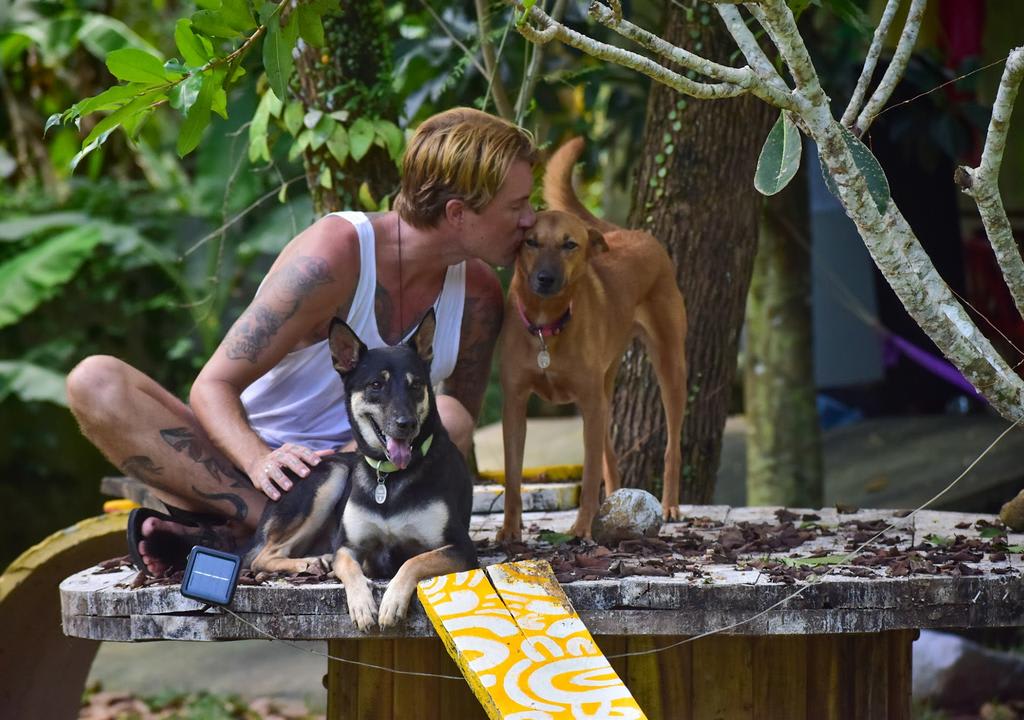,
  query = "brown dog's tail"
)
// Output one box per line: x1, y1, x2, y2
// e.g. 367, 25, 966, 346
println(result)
543, 137, 618, 233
